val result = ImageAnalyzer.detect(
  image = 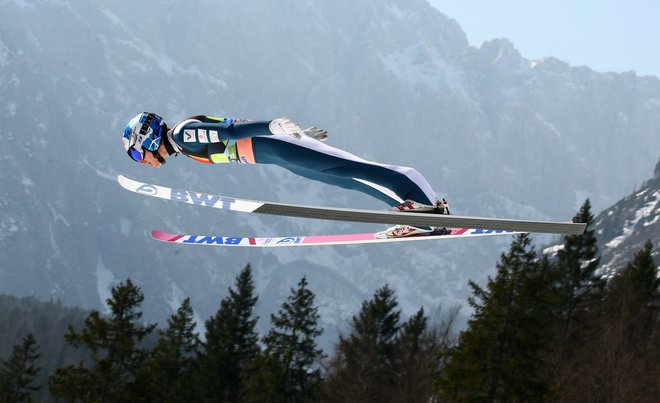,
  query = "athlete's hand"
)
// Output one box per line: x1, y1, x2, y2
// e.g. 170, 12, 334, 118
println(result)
302, 127, 328, 142
269, 117, 301, 139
